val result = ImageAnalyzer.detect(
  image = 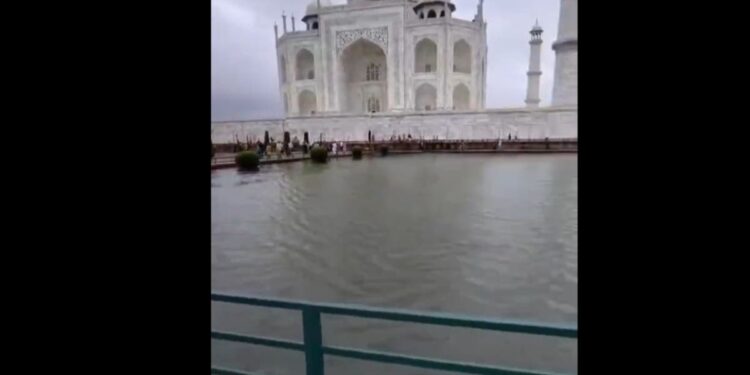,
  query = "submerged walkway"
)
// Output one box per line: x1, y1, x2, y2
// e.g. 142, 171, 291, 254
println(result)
212, 151, 362, 170
211, 147, 574, 170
